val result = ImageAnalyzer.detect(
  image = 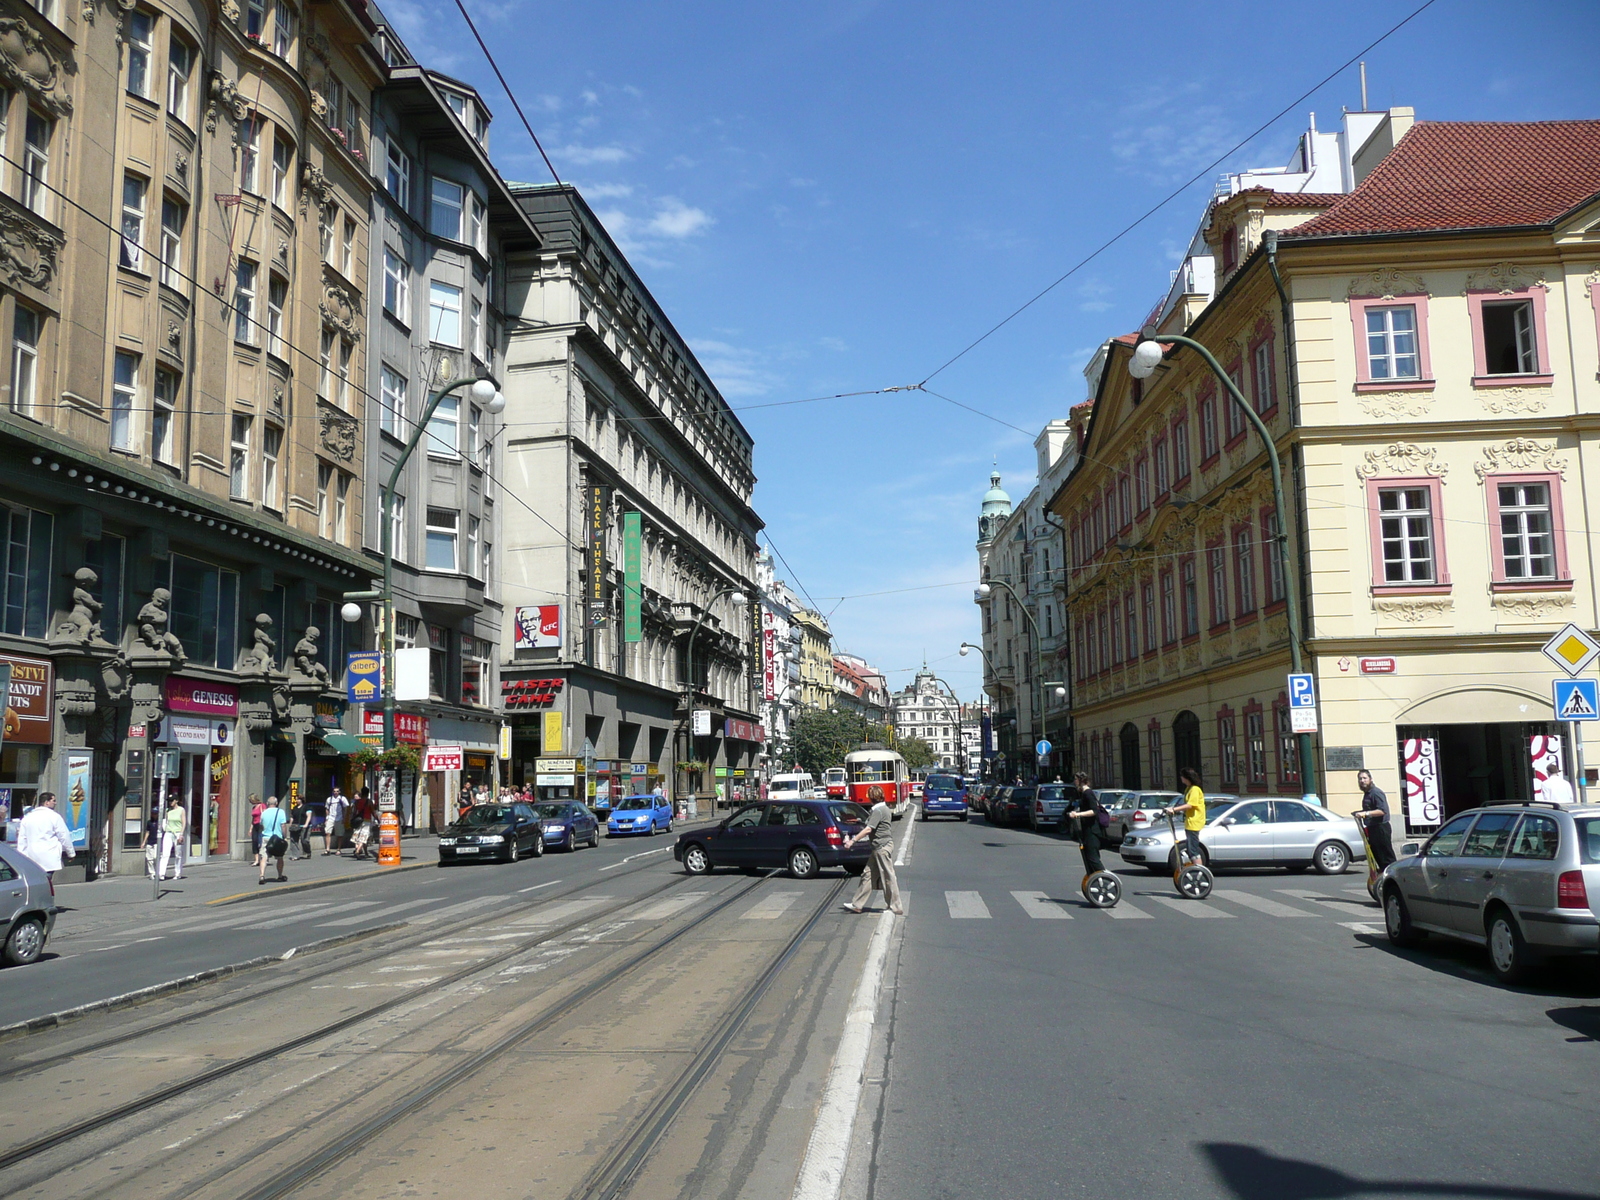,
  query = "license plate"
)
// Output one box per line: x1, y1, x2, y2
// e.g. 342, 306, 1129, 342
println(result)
455, 846, 479, 854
